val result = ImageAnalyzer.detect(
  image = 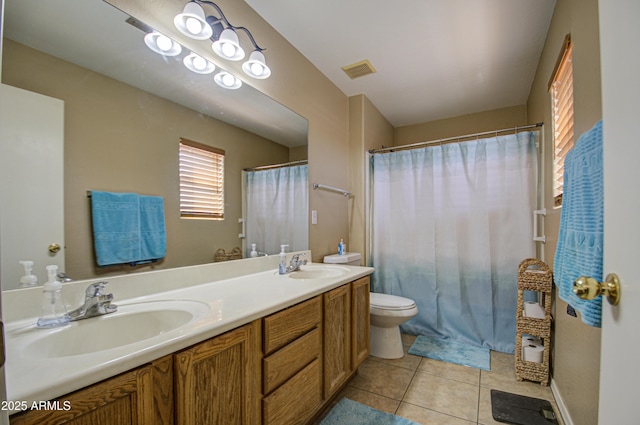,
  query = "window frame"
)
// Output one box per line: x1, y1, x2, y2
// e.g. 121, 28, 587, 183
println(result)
178, 138, 225, 220
549, 34, 574, 208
